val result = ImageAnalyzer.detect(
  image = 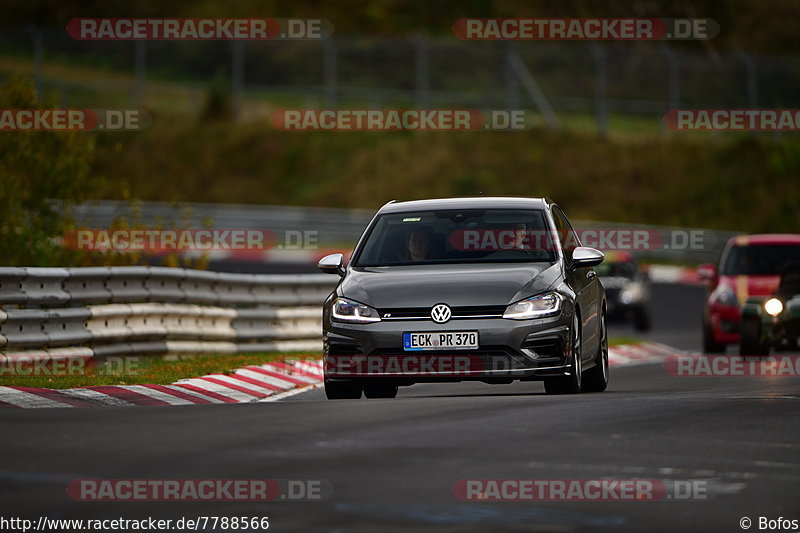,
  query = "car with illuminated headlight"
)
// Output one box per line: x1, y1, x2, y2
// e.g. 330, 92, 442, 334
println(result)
697, 234, 800, 353
317, 197, 608, 400
596, 251, 651, 331
739, 261, 800, 355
